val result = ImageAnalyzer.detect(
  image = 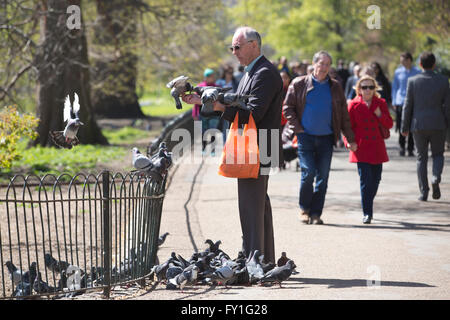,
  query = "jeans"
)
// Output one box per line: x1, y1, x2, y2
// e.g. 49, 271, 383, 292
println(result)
297, 133, 334, 217
357, 162, 382, 217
